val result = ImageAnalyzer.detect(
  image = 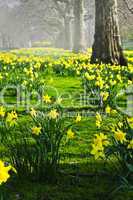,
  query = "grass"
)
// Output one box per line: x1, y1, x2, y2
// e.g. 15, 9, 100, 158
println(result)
1, 69, 133, 199
8, 171, 133, 200
1, 75, 83, 110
